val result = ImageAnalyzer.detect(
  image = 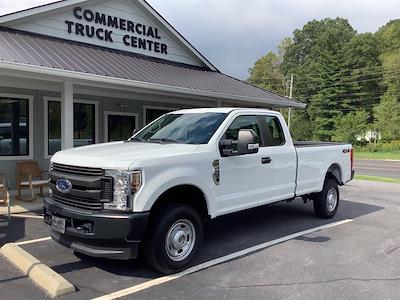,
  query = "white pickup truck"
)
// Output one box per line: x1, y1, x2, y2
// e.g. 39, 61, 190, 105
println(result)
44, 108, 354, 273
